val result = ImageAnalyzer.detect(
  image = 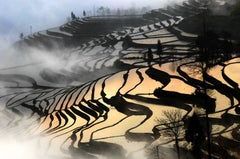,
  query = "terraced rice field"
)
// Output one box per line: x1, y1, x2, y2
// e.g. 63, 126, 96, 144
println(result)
1, 0, 240, 159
